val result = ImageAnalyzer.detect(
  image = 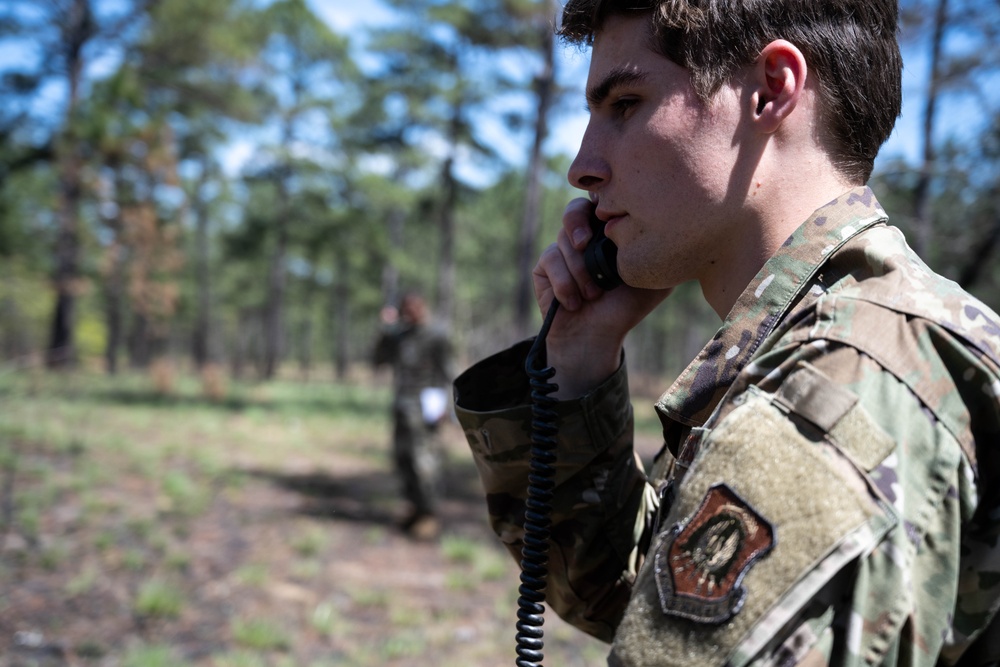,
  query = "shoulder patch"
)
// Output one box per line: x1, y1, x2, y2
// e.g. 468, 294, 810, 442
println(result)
609, 389, 893, 667
655, 483, 775, 624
